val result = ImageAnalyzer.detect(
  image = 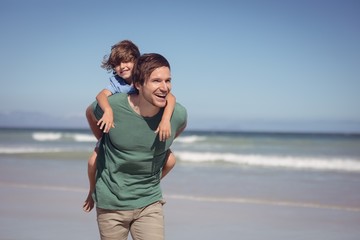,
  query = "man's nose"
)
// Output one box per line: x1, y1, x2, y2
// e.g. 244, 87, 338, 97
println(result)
160, 81, 169, 91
